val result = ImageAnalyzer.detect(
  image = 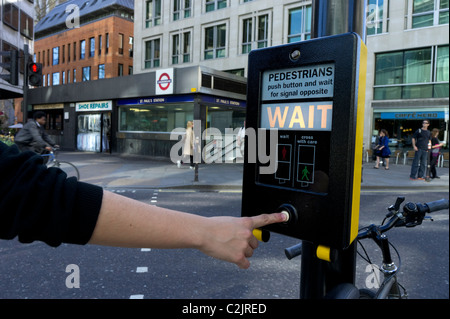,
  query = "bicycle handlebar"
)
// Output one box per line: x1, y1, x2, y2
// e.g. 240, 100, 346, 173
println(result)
358, 198, 449, 240
425, 199, 450, 213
